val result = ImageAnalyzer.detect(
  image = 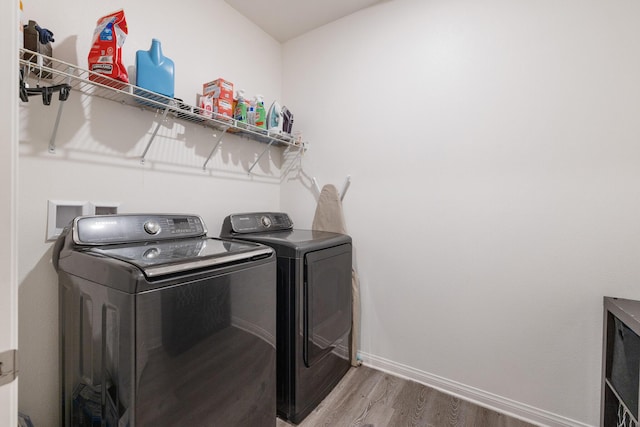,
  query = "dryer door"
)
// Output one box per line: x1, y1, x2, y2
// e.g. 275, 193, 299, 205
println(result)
303, 244, 352, 367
